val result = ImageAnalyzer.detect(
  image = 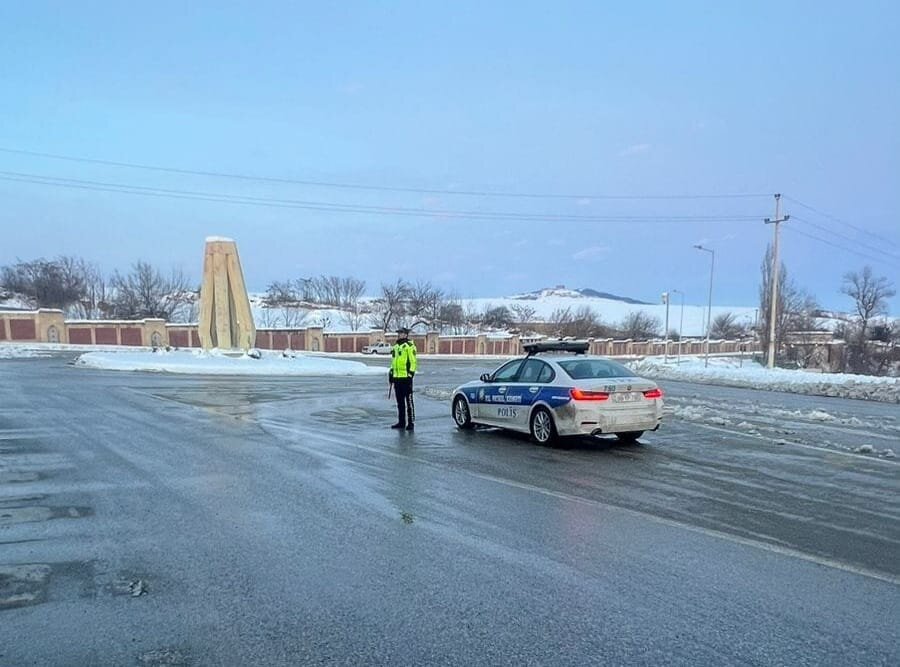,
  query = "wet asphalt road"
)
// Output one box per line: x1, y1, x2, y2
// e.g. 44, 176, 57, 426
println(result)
1, 355, 899, 666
